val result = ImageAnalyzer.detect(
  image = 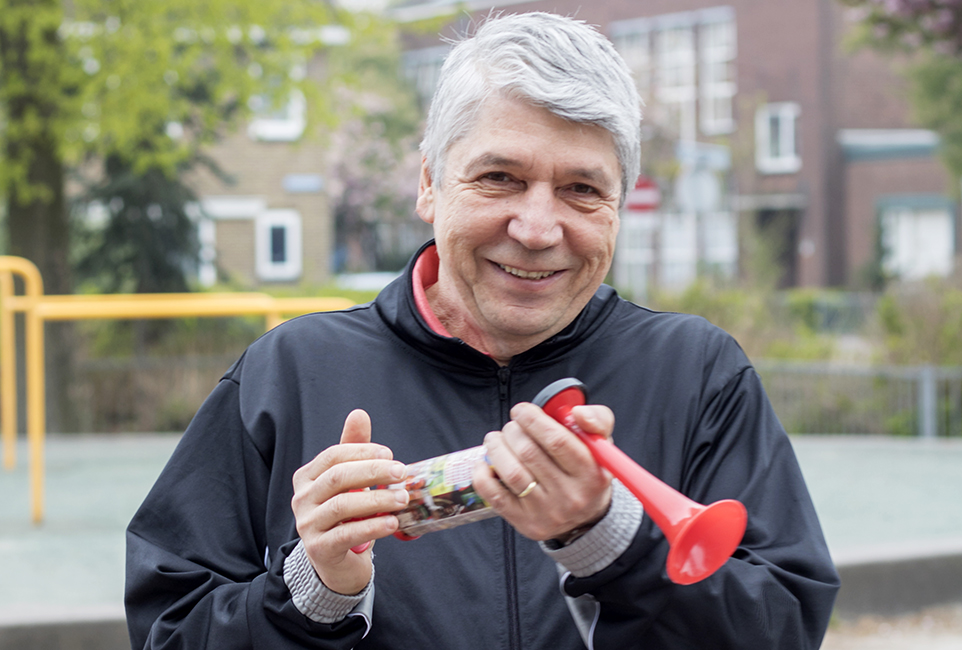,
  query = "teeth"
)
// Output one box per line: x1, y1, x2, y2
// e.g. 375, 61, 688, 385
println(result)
499, 264, 555, 280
